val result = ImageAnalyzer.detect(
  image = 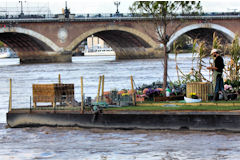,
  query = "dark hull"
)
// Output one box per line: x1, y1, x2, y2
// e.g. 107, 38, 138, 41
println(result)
7, 110, 240, 131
